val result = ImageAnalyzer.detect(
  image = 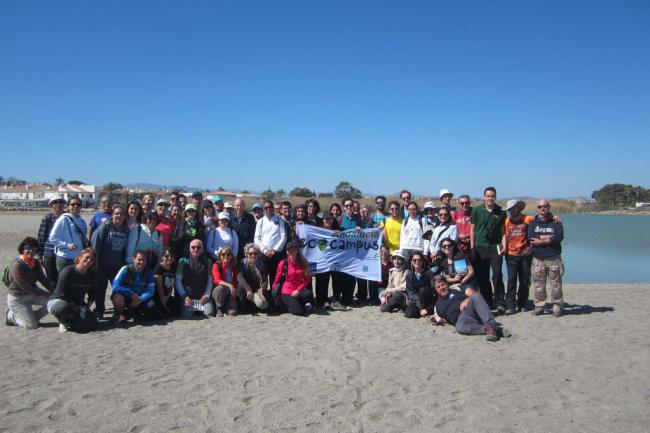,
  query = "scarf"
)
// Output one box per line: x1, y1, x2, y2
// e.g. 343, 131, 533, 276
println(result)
21, 255, 37, 268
